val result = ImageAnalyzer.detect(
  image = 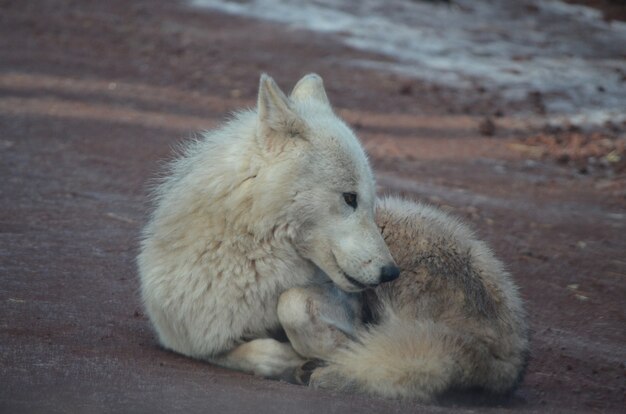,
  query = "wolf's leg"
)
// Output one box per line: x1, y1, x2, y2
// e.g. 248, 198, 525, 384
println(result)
212, 338, 305, 378
277, 284, 363, 362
